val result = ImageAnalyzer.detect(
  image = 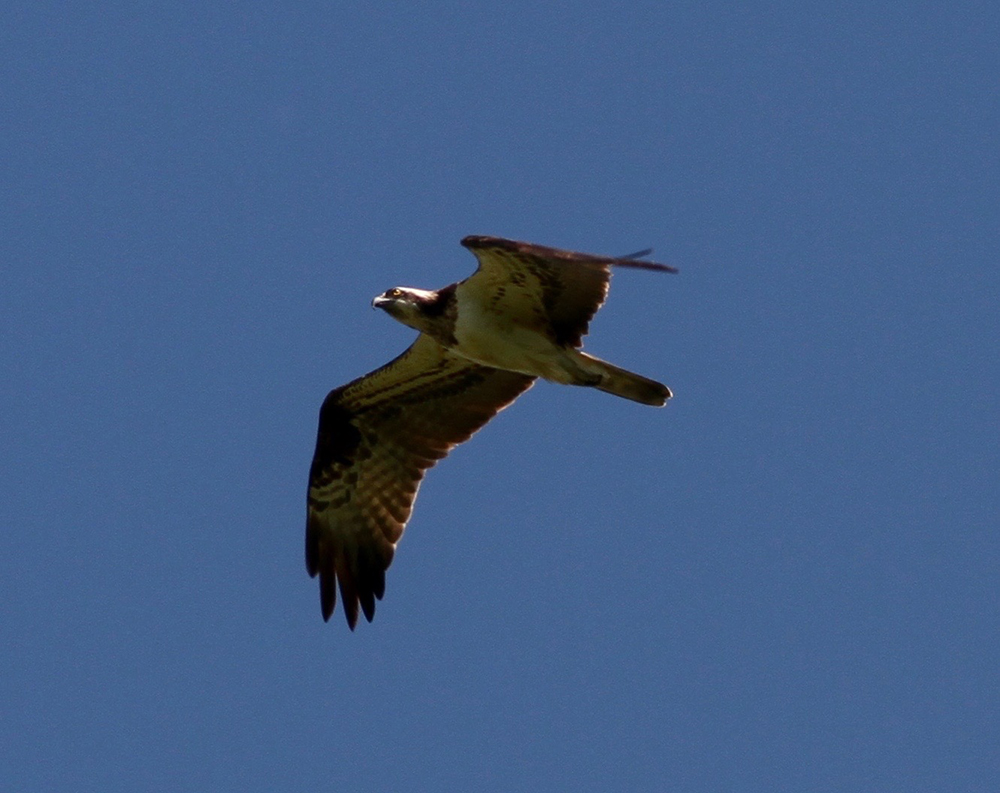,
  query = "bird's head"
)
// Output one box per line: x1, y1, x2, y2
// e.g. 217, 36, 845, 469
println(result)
372, 287, 442, 333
